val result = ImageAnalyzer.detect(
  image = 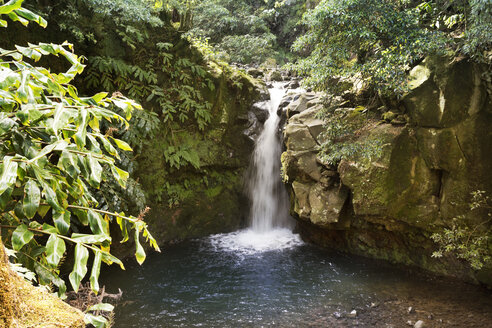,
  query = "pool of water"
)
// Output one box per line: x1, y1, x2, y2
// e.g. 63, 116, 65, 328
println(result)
102, 229, 492, 327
